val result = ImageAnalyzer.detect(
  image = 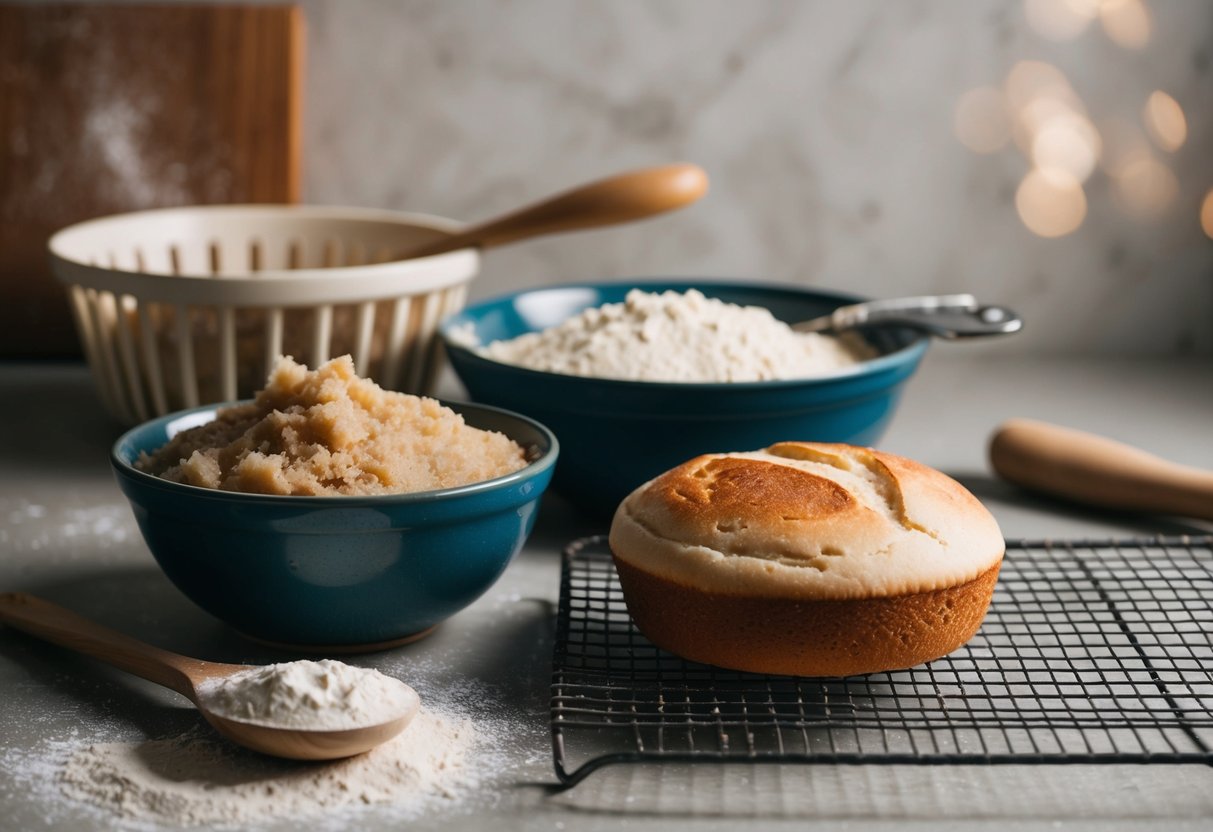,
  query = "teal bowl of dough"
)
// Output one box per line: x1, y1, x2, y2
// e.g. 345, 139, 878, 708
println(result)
440, 279, 929, 517
111, 401, 558, 650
